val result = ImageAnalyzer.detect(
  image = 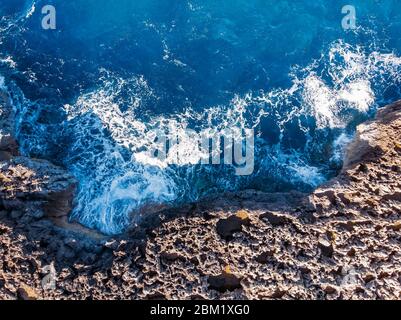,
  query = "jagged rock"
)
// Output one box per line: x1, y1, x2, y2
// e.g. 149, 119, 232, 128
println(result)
260, 211, 288, 226
318, 239, 334, 257
160, 250, 184, 262
216, 211, 250, 239
357, 163, 369, 173
1, 86, 76, 224
255, 251, 274, 263
388, 221, 401, 231
337, 192, 353, 205
344, 101, 401, 169
270, 288, 287, 299
0, 157, 76, 220
315, 190, 337, 203
363, 274, 376, 283
383, 192, 401, 202
322, 284, 337, 294
144, 292, 167, 300
298, 210, 317, 223
347, 247, 356, 257
208, 268, 242, 292
17, 286, 39, 300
